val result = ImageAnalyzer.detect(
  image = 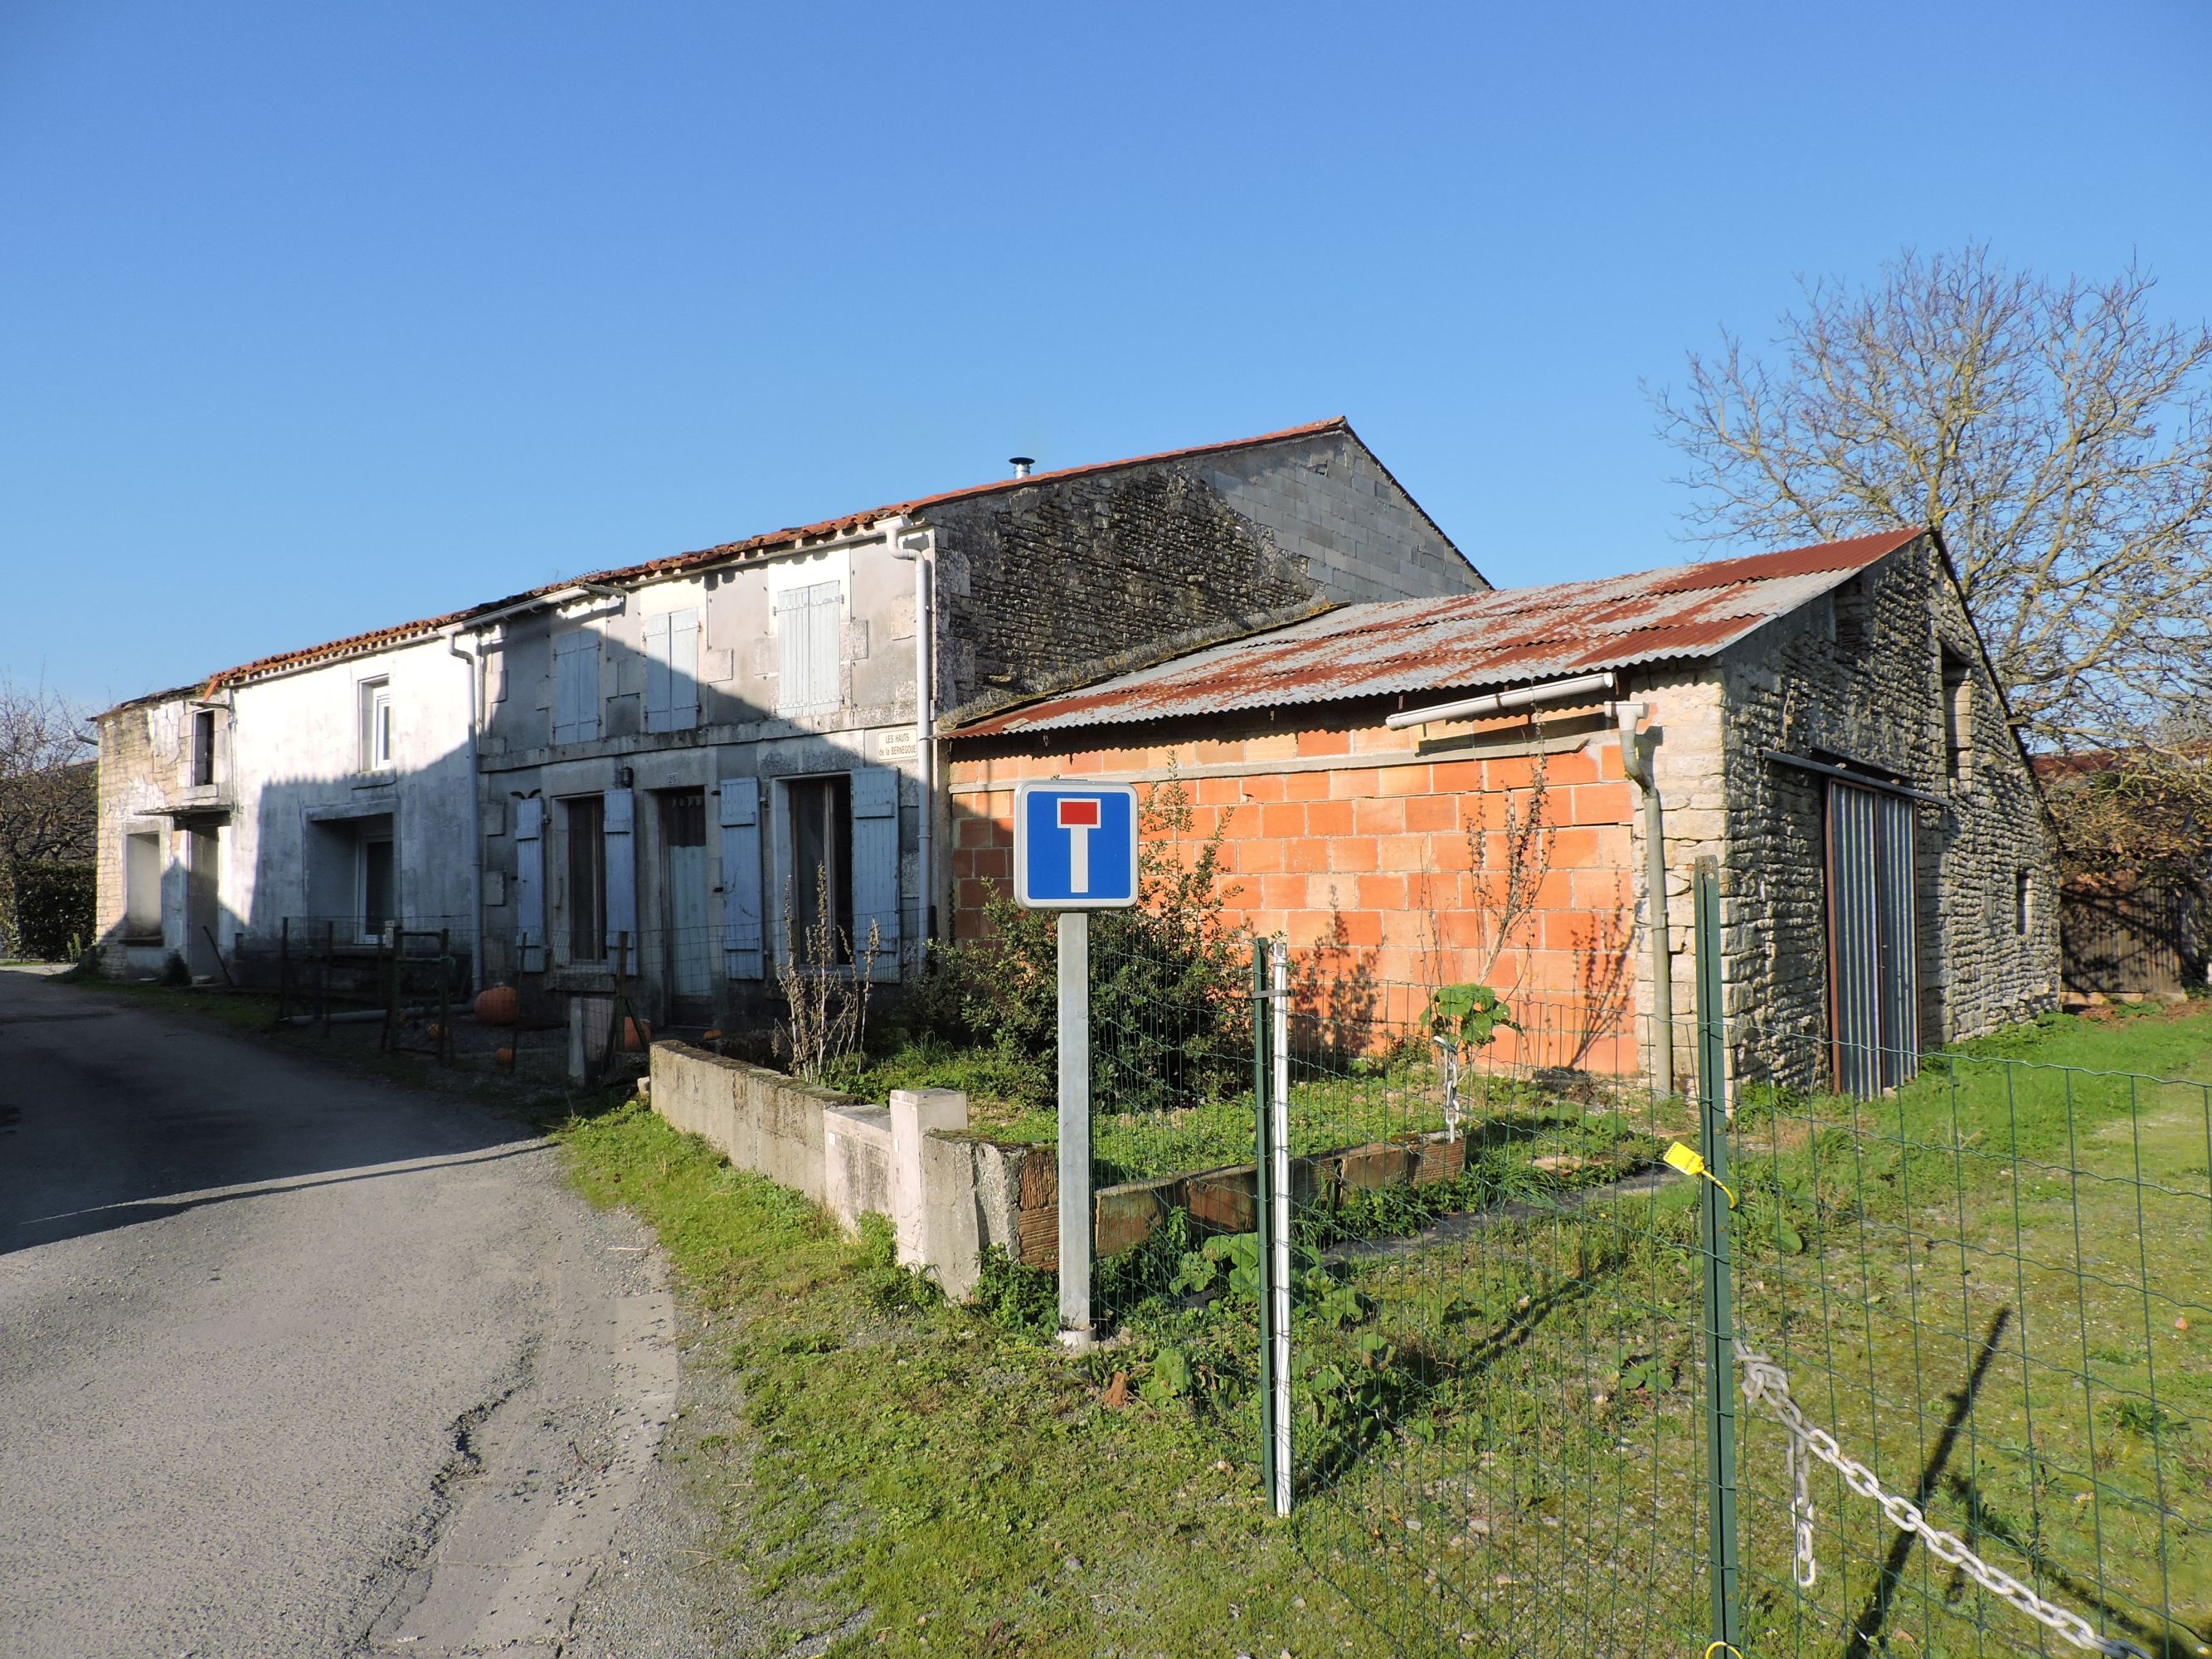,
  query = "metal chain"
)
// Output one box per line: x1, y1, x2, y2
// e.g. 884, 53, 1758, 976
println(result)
1732, 1340, 2150, 1659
